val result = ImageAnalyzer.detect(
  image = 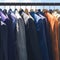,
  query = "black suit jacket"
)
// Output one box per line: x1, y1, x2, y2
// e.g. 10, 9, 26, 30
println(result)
0, 20, 8, 60
25, 18, 42, 60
